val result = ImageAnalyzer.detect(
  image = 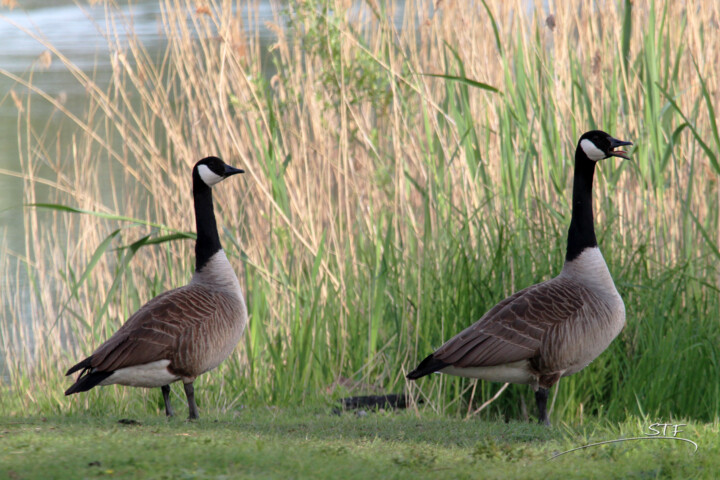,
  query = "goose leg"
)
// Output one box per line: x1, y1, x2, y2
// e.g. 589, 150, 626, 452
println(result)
535, 387, 551, 426
161, 384, 174, 417
183, 382, 199, 420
